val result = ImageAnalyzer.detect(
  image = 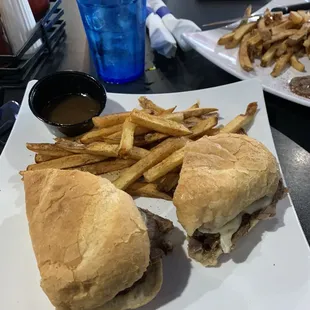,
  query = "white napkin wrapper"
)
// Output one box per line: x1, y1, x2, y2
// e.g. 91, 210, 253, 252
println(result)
147, 0, 201, 52
146, 6, 177, 58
